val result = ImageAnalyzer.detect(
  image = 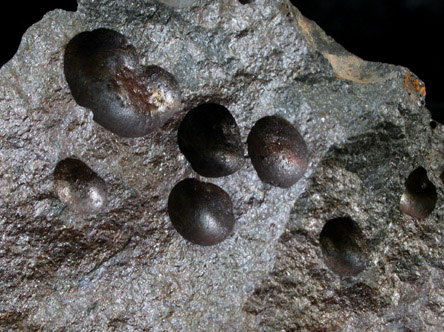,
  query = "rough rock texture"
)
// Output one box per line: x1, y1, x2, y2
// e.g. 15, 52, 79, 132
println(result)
0, 0, 442, 331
